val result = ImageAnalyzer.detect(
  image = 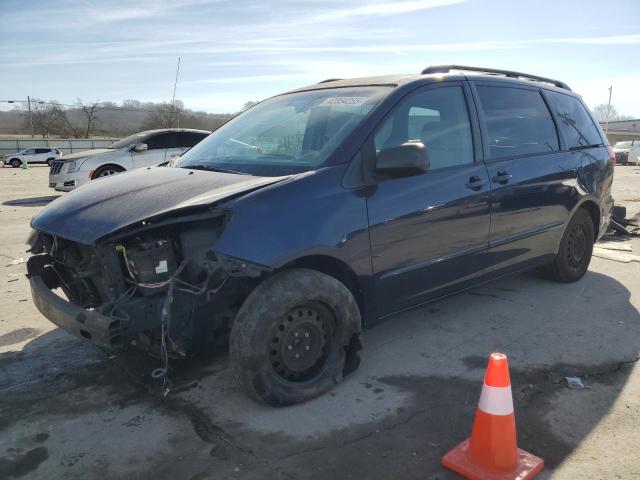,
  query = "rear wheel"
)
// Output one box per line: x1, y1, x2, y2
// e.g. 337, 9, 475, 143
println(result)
9, 158, 21, 168
549, 208, 594, 282
92, 165, 124, 179
230, 268, 362, 406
